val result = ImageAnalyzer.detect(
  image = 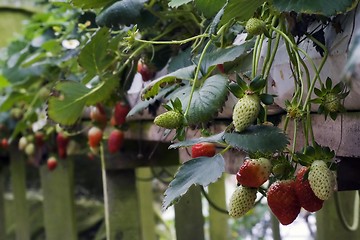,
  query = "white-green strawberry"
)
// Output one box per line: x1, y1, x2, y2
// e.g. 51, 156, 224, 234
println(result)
323, 93, 341, 112
228, 185, 257, 218
154, 111, 183, 129
233, 93, 260, 132
245, 18, 266, 36
308, 160, 336, 200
